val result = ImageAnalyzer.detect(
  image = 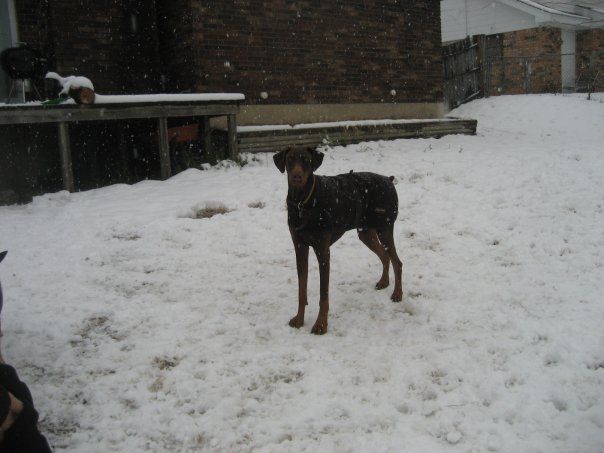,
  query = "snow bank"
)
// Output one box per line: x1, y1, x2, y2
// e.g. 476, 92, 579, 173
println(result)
0, 94, 603, 452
